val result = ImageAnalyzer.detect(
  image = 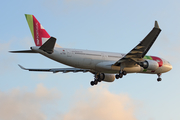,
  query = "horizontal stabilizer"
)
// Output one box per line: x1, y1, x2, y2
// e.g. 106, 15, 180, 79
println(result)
9, 50, 37, 53
39, 37, 56, 54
